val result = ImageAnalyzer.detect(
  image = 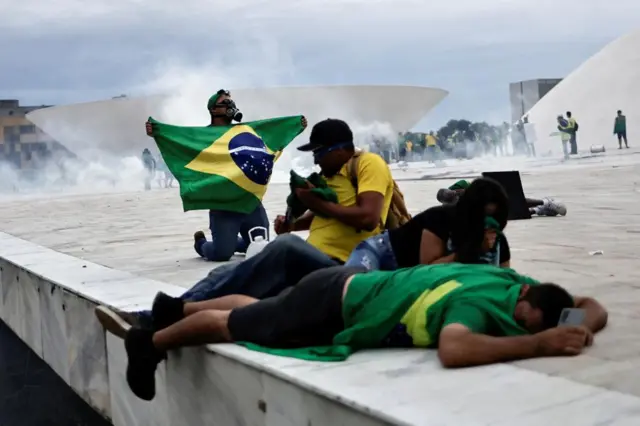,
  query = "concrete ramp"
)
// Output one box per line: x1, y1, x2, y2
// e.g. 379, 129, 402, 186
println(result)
2, 232, 640, 426
2, 152, 640, 425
